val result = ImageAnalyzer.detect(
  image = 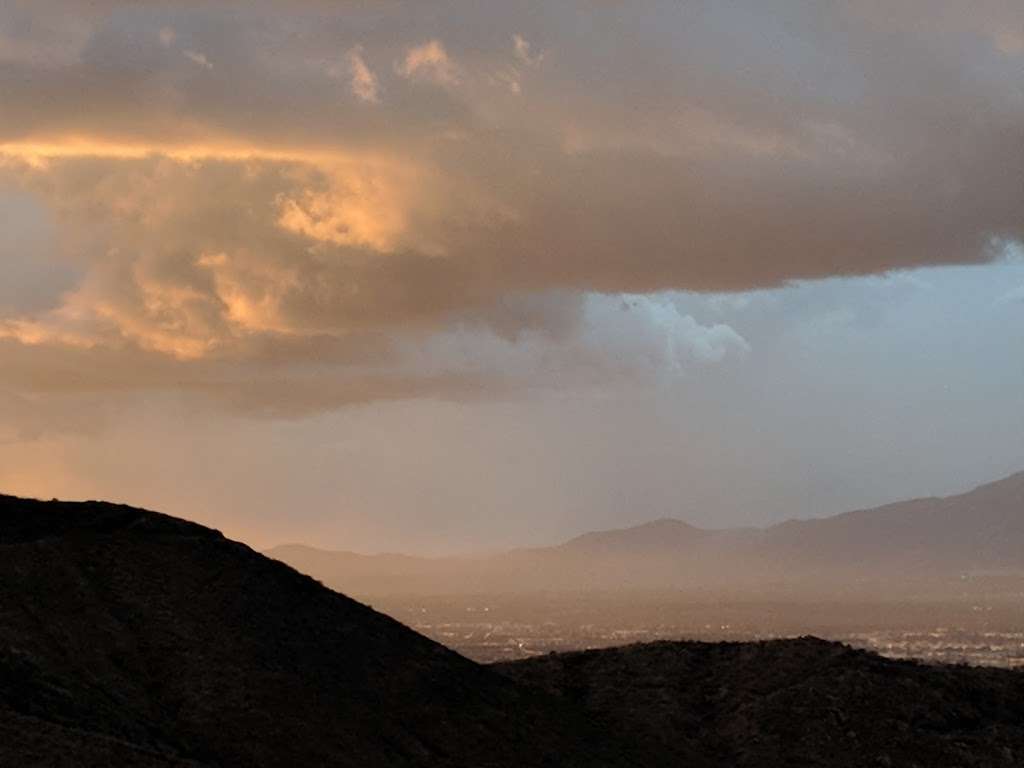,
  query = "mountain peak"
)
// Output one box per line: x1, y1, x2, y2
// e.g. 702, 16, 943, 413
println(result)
559, 517, 706, 553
